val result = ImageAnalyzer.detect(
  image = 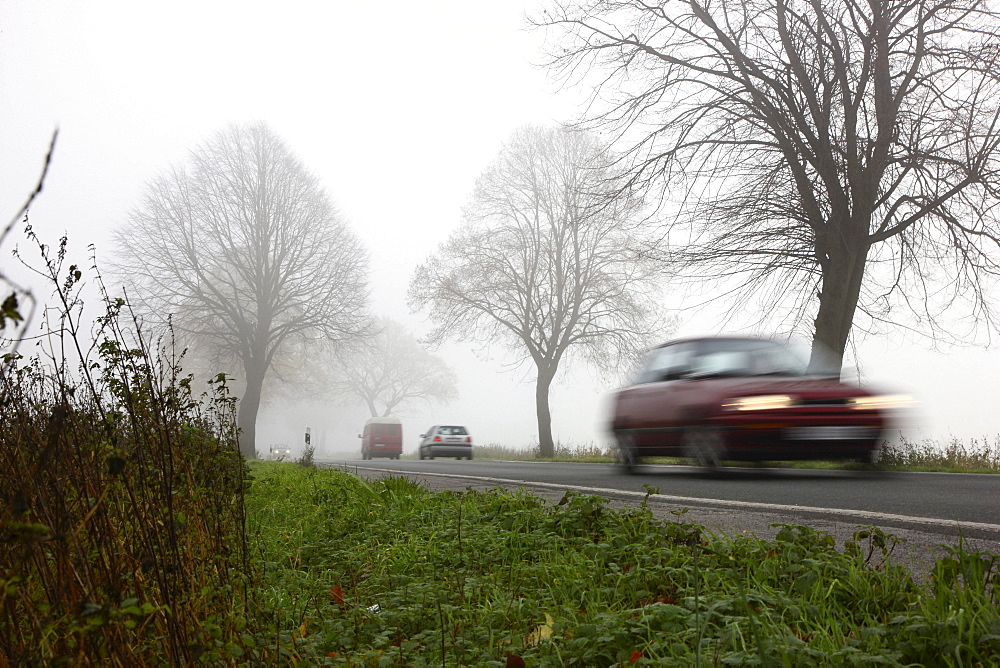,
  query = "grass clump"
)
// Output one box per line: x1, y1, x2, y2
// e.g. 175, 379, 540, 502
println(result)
470, 440, 615, 462
247, 463, 1000, 666
879, 435, 1000, 472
